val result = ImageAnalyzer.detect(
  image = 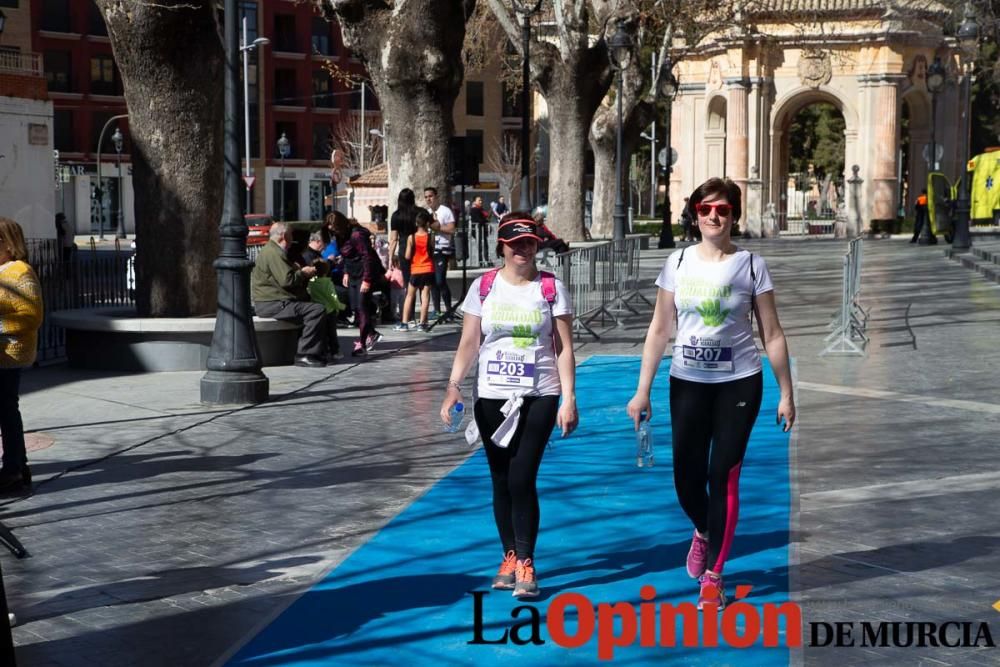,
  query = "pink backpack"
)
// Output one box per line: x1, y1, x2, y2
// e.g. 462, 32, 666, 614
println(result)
478, 268, 557, 305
